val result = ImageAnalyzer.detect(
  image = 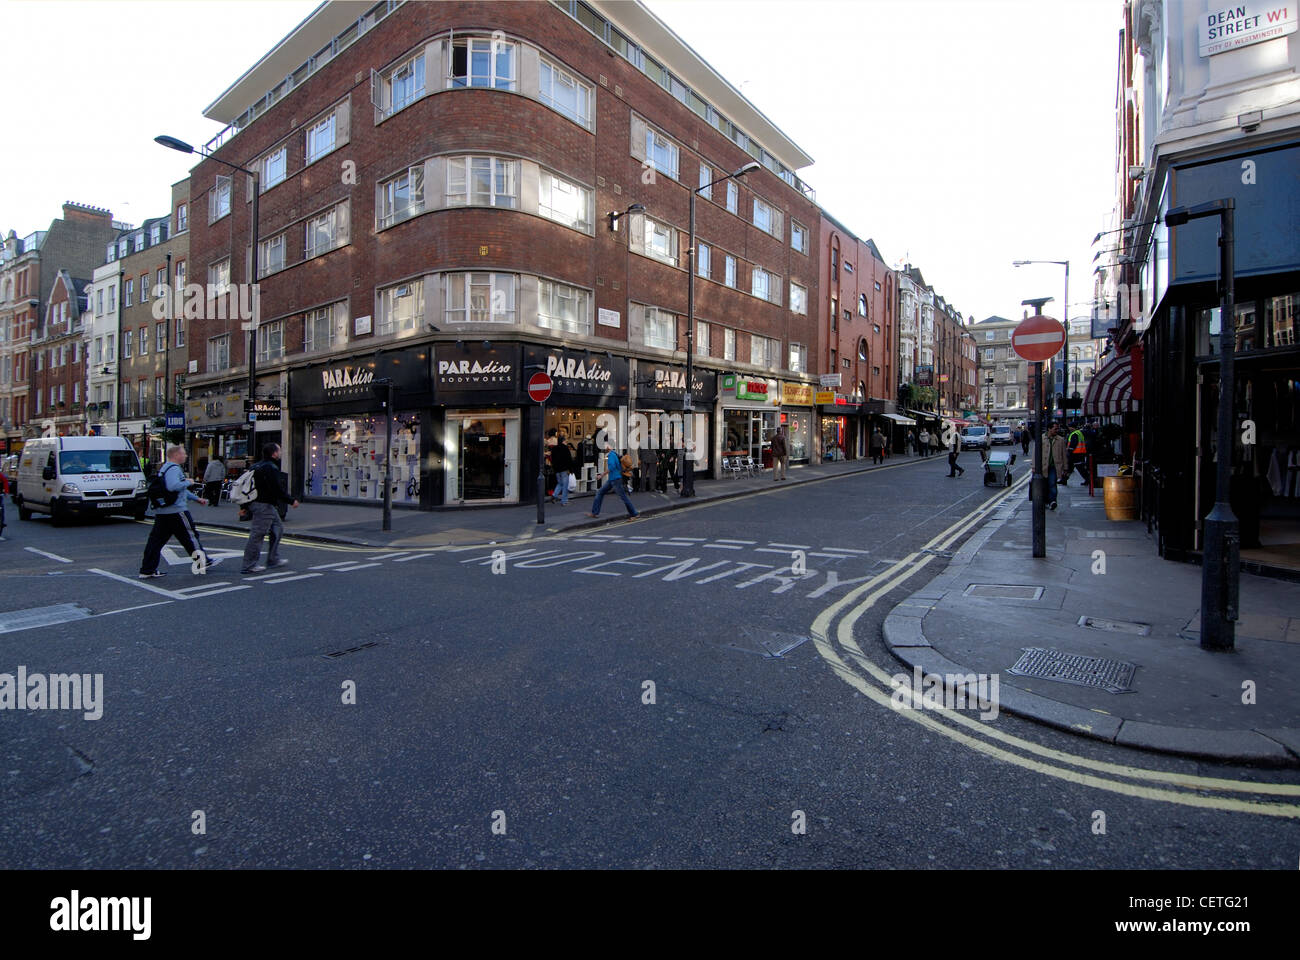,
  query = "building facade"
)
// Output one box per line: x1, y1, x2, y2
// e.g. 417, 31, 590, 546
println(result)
182, 0, 824, 506
1108, 0, 1300, 574
973, 315, 1029, 422
30, 270, 90, 437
